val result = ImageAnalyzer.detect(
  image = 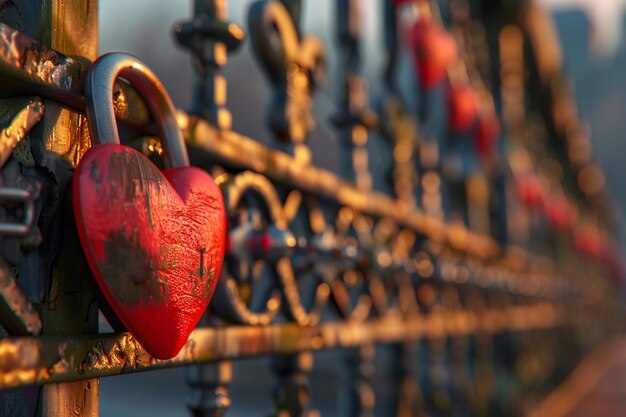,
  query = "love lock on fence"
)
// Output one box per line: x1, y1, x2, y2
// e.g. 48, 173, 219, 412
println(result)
0, 1, 621, 417
74, 52, 227, 360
